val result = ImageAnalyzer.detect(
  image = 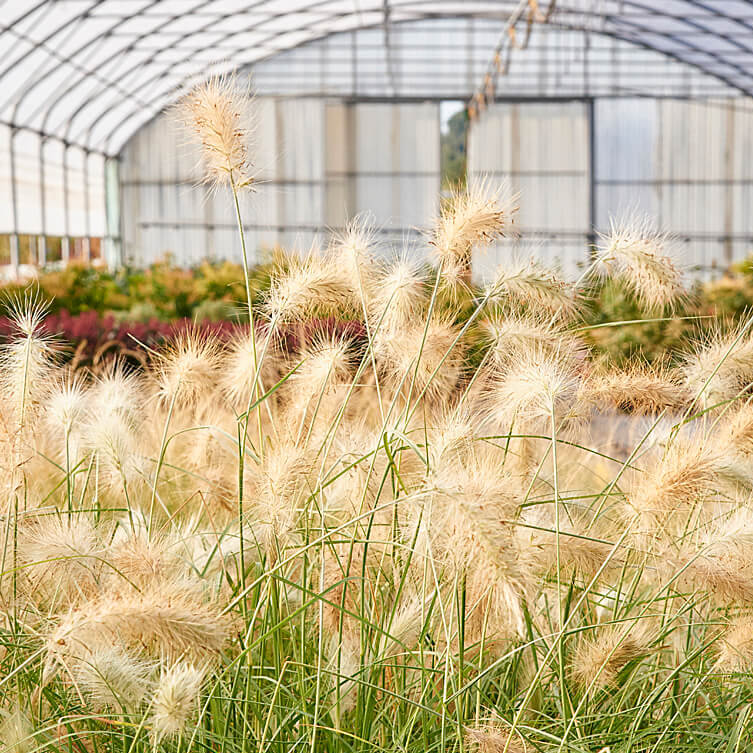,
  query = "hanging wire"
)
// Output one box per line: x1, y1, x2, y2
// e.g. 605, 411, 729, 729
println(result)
467, 0, 557, 121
